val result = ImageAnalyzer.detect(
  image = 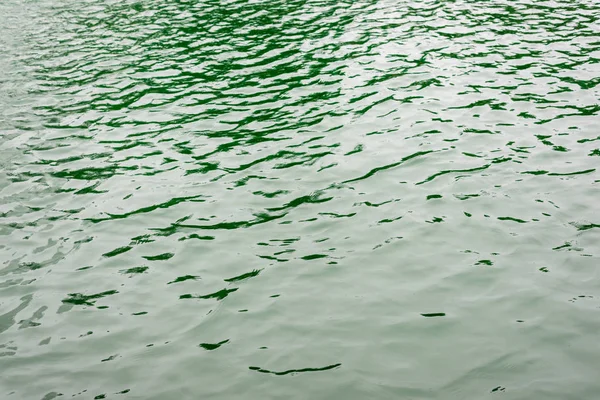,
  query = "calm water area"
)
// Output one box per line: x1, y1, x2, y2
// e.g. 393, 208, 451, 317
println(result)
1, 0, 599, 399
